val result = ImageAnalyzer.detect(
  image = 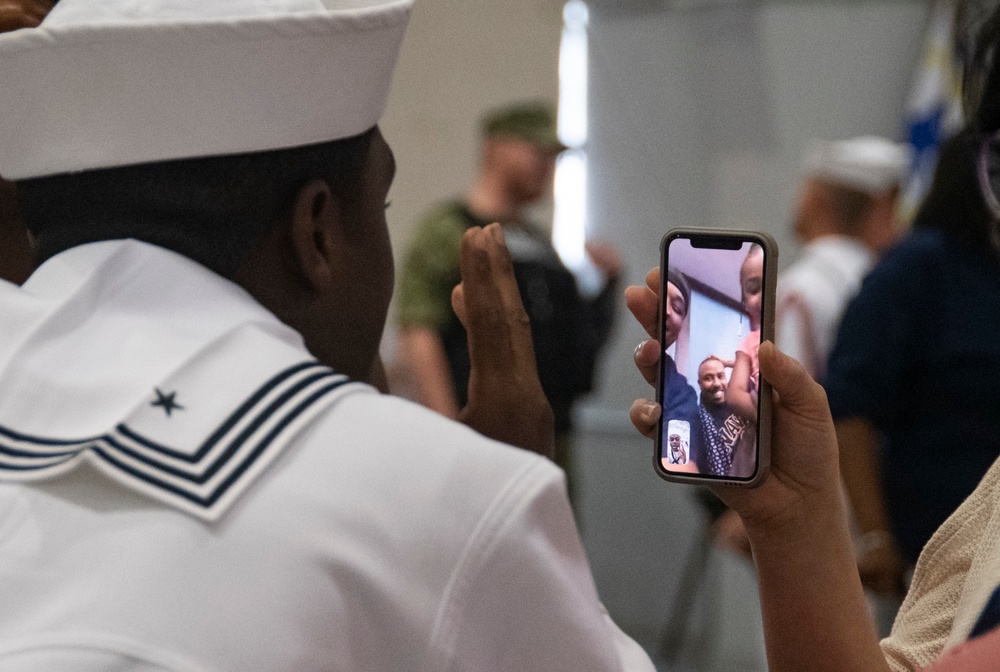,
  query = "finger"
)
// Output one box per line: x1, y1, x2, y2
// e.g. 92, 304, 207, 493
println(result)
459, 224, 536, 376
624, 284, 659, 339
645, 266, 660, 292
585, 241, 623, 278
584, 241, 605, 265
758, 341, 830, 422
629, 398, 661, 439
634, 338, 660, 386
367, 356, 390, 394
451, 283, 466, 327
457, 224, 553, 457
